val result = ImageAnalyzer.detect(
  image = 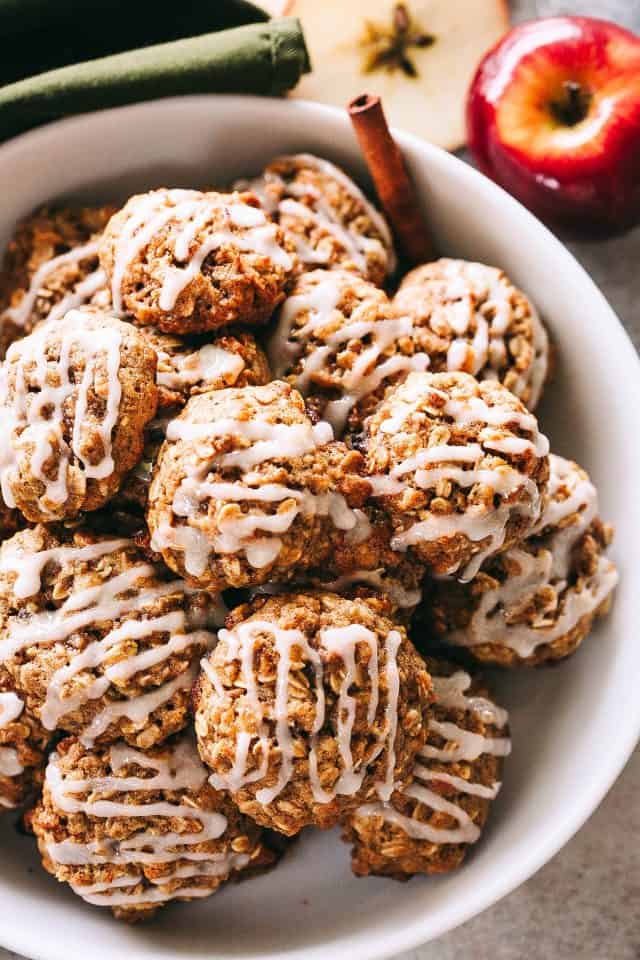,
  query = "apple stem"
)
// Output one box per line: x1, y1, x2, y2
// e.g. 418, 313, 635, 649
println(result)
550, 81, 592, 127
